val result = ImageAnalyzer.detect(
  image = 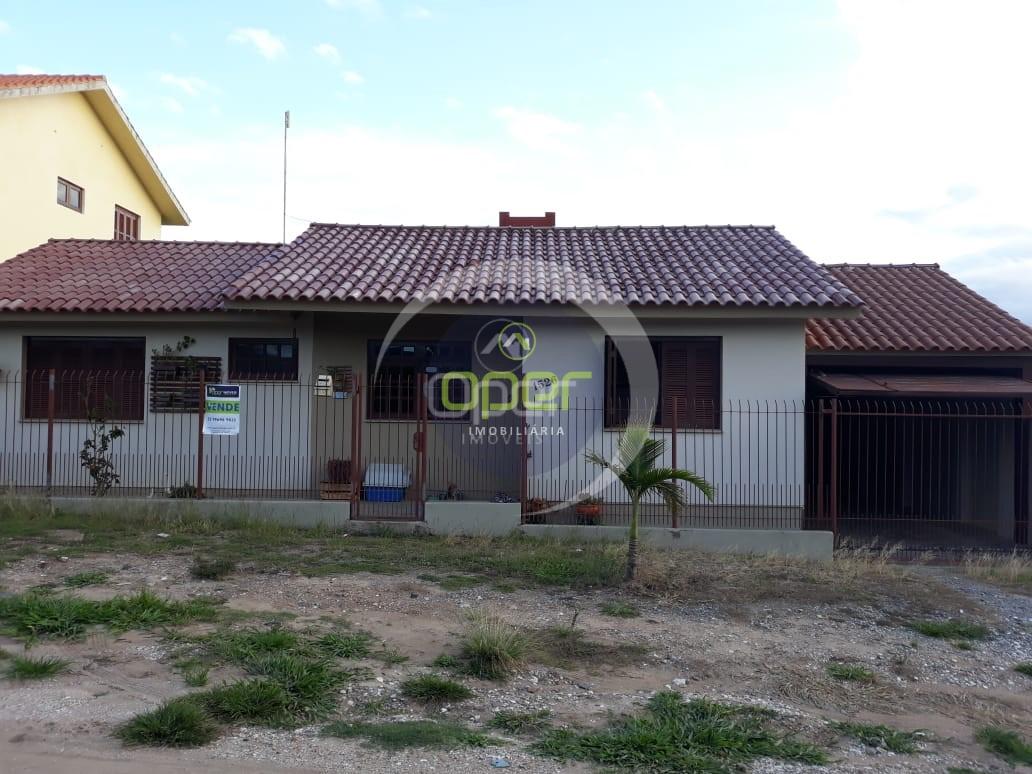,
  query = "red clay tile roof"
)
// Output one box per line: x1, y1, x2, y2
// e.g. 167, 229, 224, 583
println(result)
806, 263, 1032, 353
229, 223, 861, 308
0, 74, 106, 91
0, 240, 280, 313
